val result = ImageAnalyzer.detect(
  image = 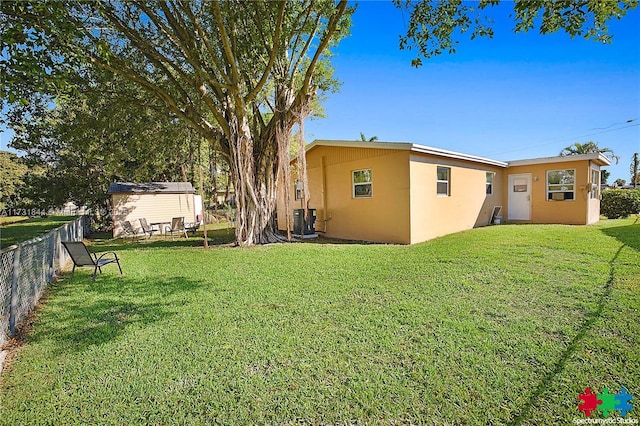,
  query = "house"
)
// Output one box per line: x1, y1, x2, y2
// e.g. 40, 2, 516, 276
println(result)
277, 140, 610, 244
108, 182, 201, 238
